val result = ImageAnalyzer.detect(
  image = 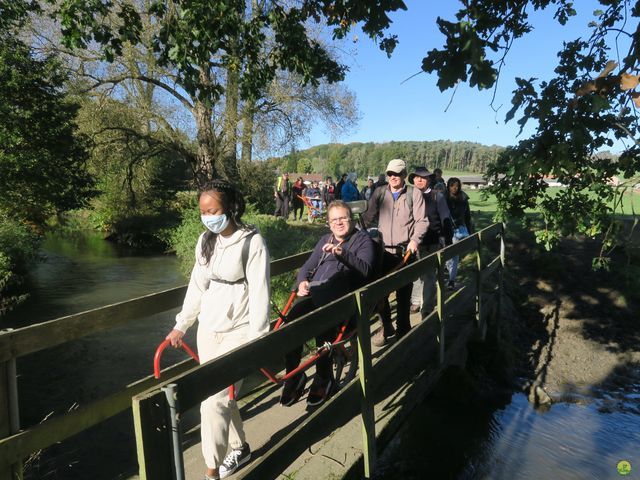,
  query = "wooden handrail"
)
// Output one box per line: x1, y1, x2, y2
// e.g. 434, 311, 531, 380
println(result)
0, 250, 313, 363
